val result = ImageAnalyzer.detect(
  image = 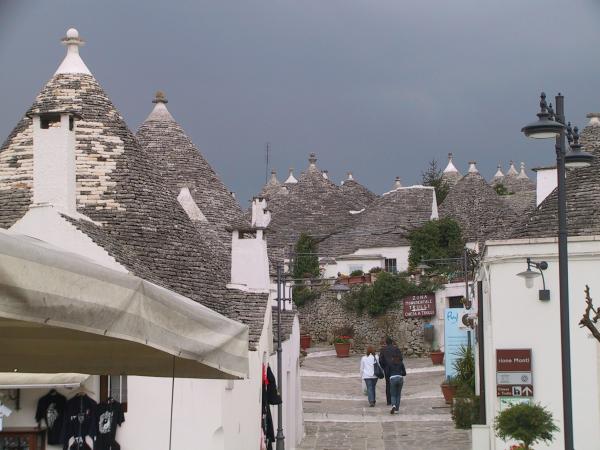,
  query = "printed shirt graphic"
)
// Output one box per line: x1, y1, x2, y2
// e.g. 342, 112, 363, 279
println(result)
62, 394, 97, 450
94, 400, 125, 450
36, 390, 67, 445
0, 403, 12, 431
